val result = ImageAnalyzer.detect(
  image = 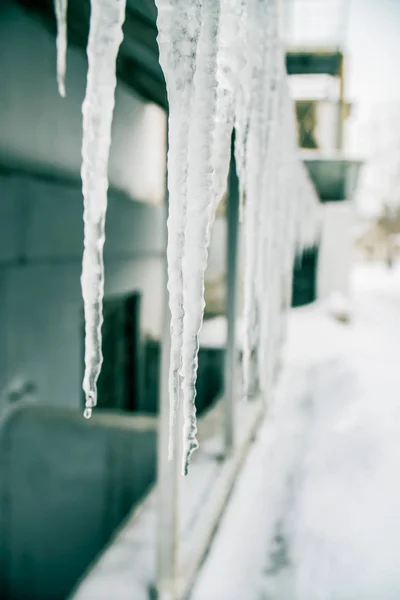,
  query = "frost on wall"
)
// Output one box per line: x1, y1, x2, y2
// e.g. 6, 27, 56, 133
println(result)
68, 0, 319, 474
